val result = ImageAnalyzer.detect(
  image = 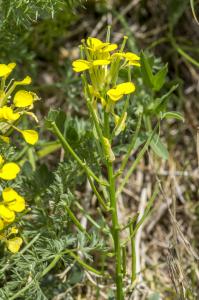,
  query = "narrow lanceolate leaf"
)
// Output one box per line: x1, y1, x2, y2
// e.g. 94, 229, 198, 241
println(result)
161, 111, 184, 122
150, 134, 169, 160
153, 64, 168, 91
140, 51, 154, 89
